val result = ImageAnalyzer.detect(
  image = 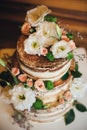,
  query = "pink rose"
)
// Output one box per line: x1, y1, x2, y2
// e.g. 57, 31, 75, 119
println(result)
18, 74, 27, 82
59, 97, 65, 104
68, 40, 76, 50
21, 22, 31, 35
61, 35, 69, 42
41, 47, 48, 56
27, 78, 33, 87
62, 30, 67, 35
34, 79, 46, 91
64, 91, 72, 100
11, 67, 20, 76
